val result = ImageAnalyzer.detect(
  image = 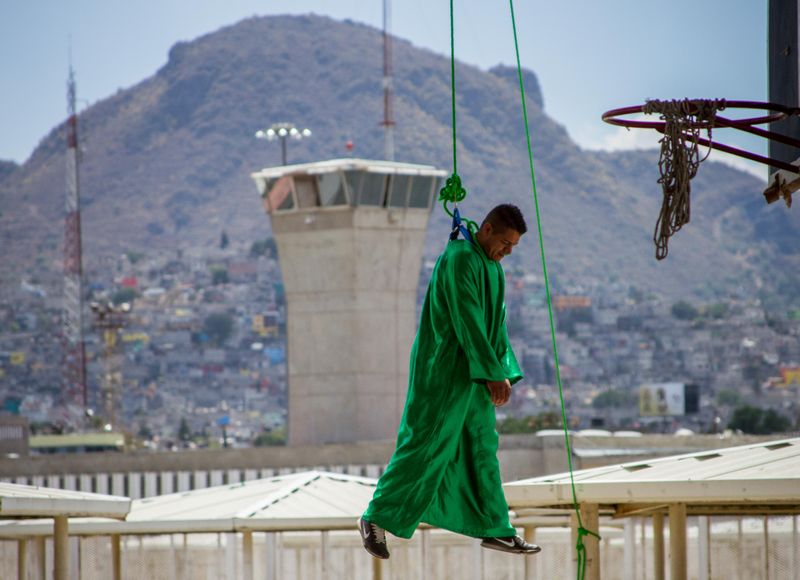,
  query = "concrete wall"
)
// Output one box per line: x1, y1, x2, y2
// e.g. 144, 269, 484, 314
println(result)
0, 434, 775, 498
271, 206, 429, 446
